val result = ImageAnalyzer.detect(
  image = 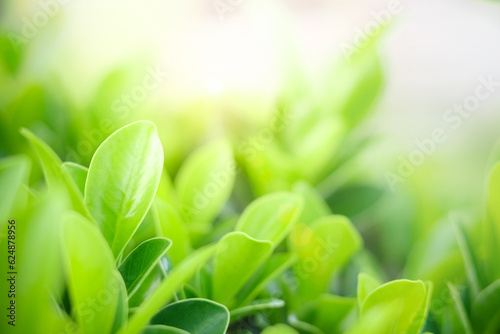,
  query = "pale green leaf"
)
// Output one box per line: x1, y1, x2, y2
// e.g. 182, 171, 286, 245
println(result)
111, 272, 129, 334
236, 192, 303, 246
20, 128, 91, 220
357, 272, 381, 307
85, 120, 164, 258
212, 232, 273, 307
62, 162, 88, 195
152, 199, 191, 265
0, 155, 30, 232
361, 280, 428, 334
289, 215, 362, 300
175, 139, 235, 231
292, 181, 331, 225
62, 212, 119, 334
307, 294, 357, 334
262, 324, 299, 334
